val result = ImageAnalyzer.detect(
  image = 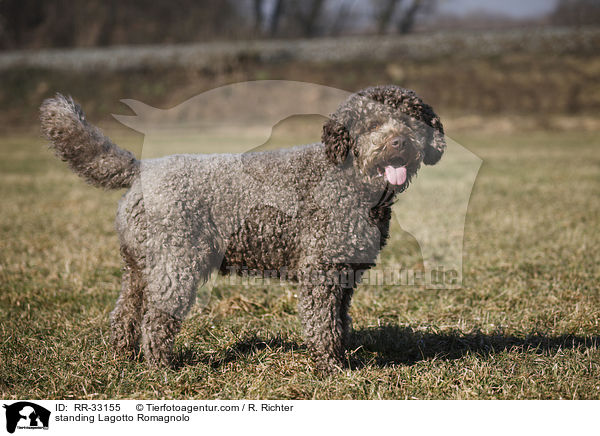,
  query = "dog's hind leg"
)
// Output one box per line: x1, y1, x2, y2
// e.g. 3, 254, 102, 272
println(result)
110, 245, 145, 359
140, 305, 183, 368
